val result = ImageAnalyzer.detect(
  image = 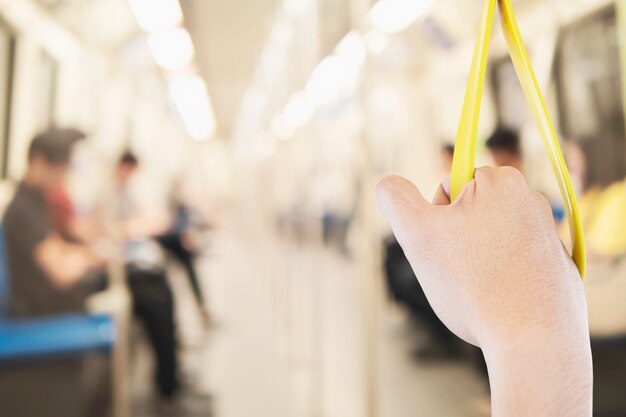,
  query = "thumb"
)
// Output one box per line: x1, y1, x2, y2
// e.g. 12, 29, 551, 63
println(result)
376, 175, 436, 243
